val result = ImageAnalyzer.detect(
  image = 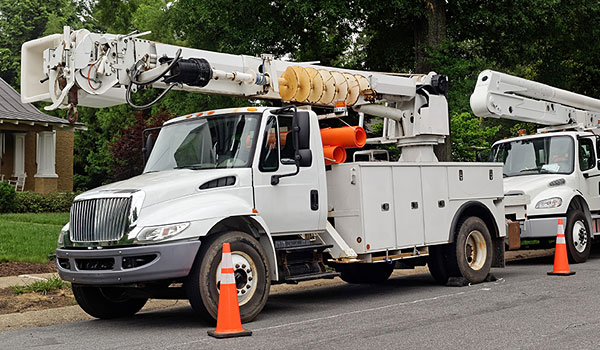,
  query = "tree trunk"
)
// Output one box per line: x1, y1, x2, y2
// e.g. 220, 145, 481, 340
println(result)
414, 0, 450, 161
